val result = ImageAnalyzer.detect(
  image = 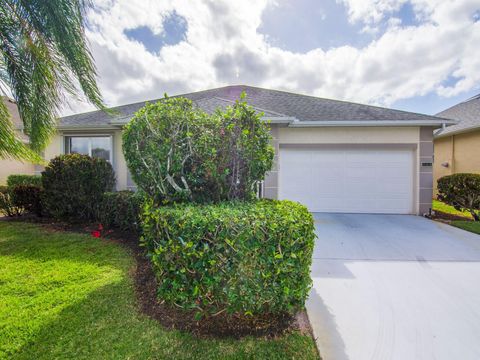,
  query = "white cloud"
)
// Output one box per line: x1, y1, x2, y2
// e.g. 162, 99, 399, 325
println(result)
63, 0, 480, 115
338, 0, 409, 25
